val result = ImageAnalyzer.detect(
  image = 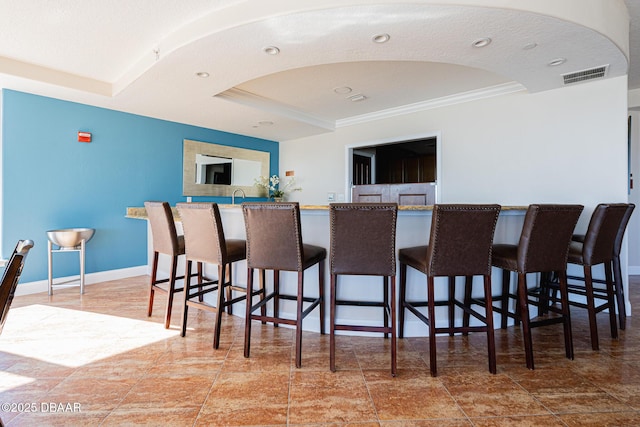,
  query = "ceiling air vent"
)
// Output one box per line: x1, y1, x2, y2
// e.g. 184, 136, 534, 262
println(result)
562, 66, 608, 85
